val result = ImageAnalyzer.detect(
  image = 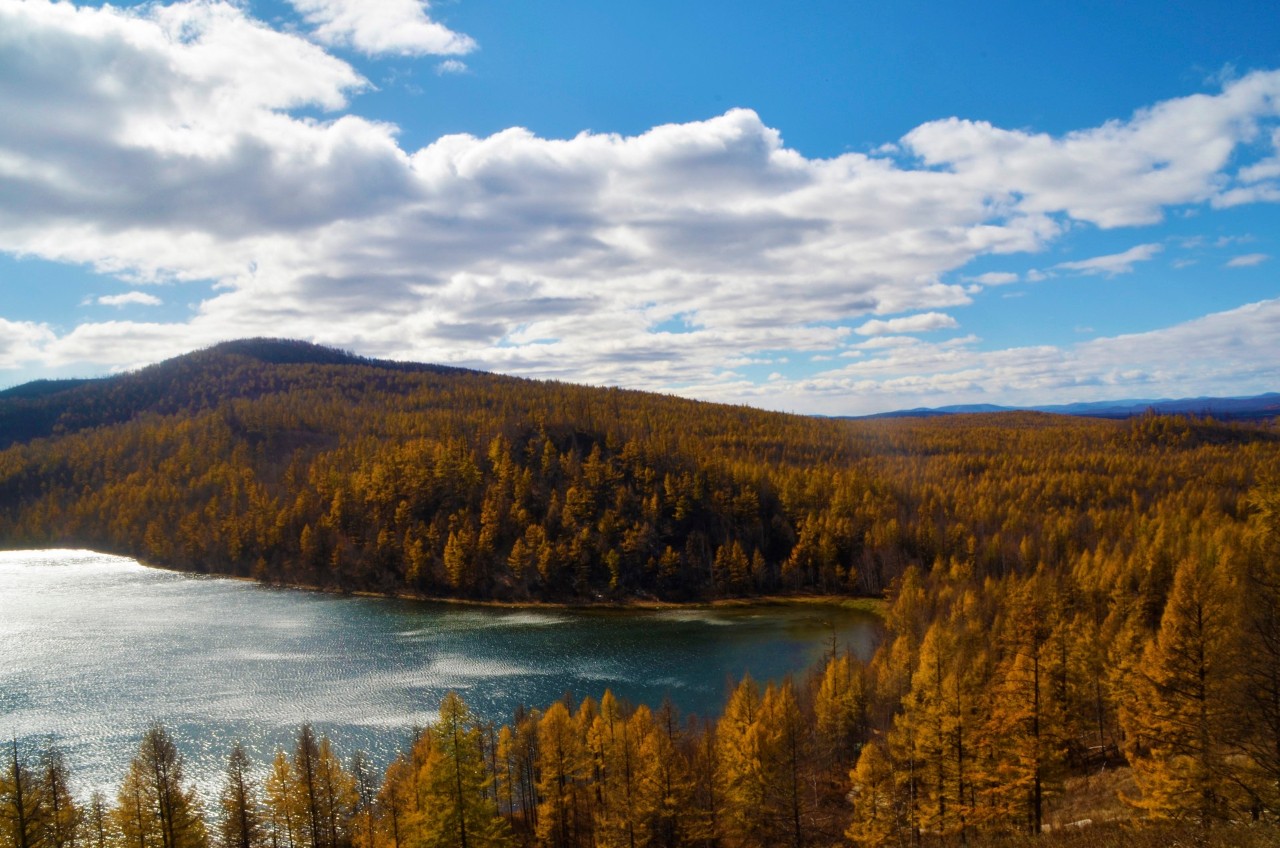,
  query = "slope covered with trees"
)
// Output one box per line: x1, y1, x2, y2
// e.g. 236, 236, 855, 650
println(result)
1, 339, 1276, 605
5, 339, 1280, 840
